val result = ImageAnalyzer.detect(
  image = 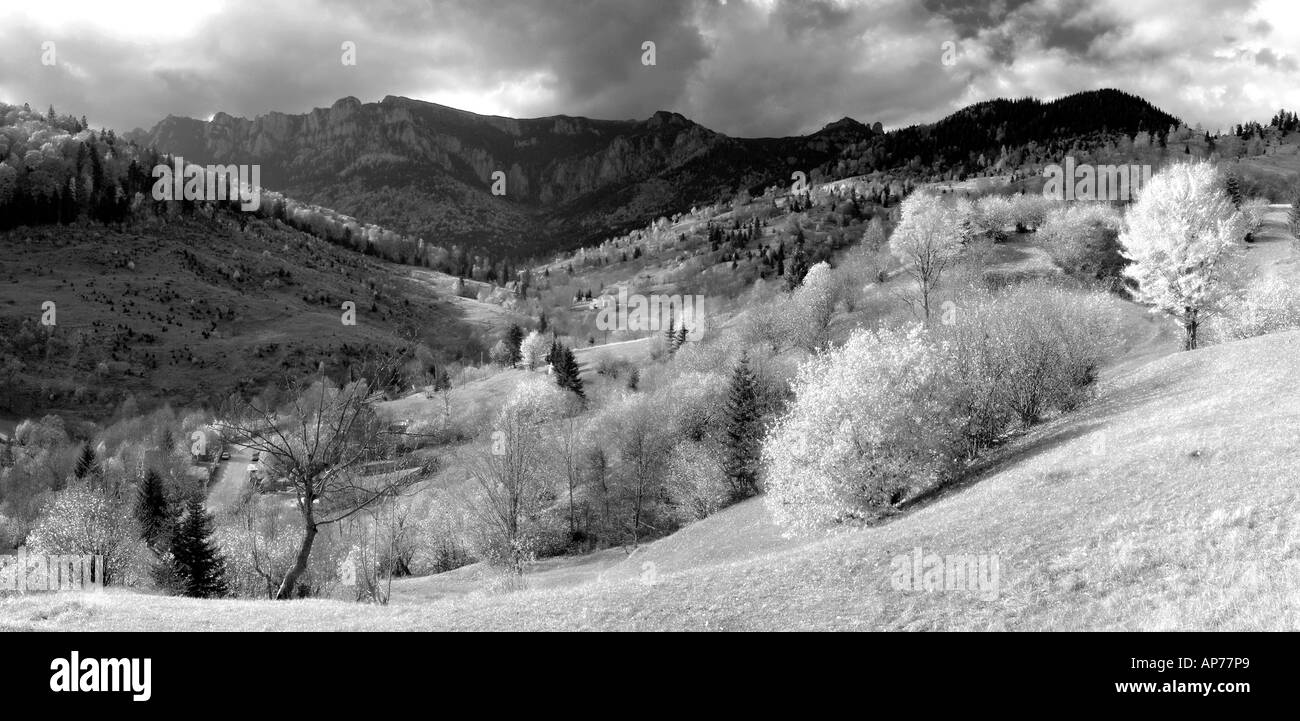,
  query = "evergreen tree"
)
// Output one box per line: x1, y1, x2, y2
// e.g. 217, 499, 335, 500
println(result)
675, 325, 688, 347
553, 344, 585, 399
1226, 172, 1242, 209
74, 443, 99, 480
722, 354, 762, 500
664, 317, 676, 349
167, 497, 229, 598
505, 324, 524, 365
135, 468, 173, 550
786, 242, 810, 290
